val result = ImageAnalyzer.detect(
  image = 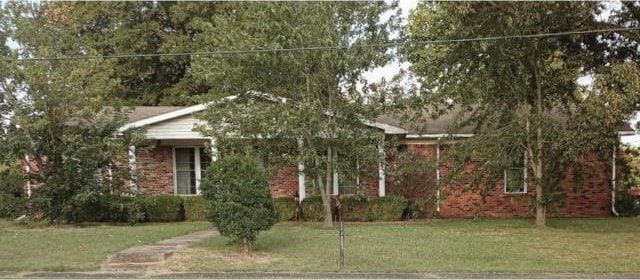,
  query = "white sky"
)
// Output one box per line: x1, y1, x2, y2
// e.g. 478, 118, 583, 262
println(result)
363, 0, 417, 83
